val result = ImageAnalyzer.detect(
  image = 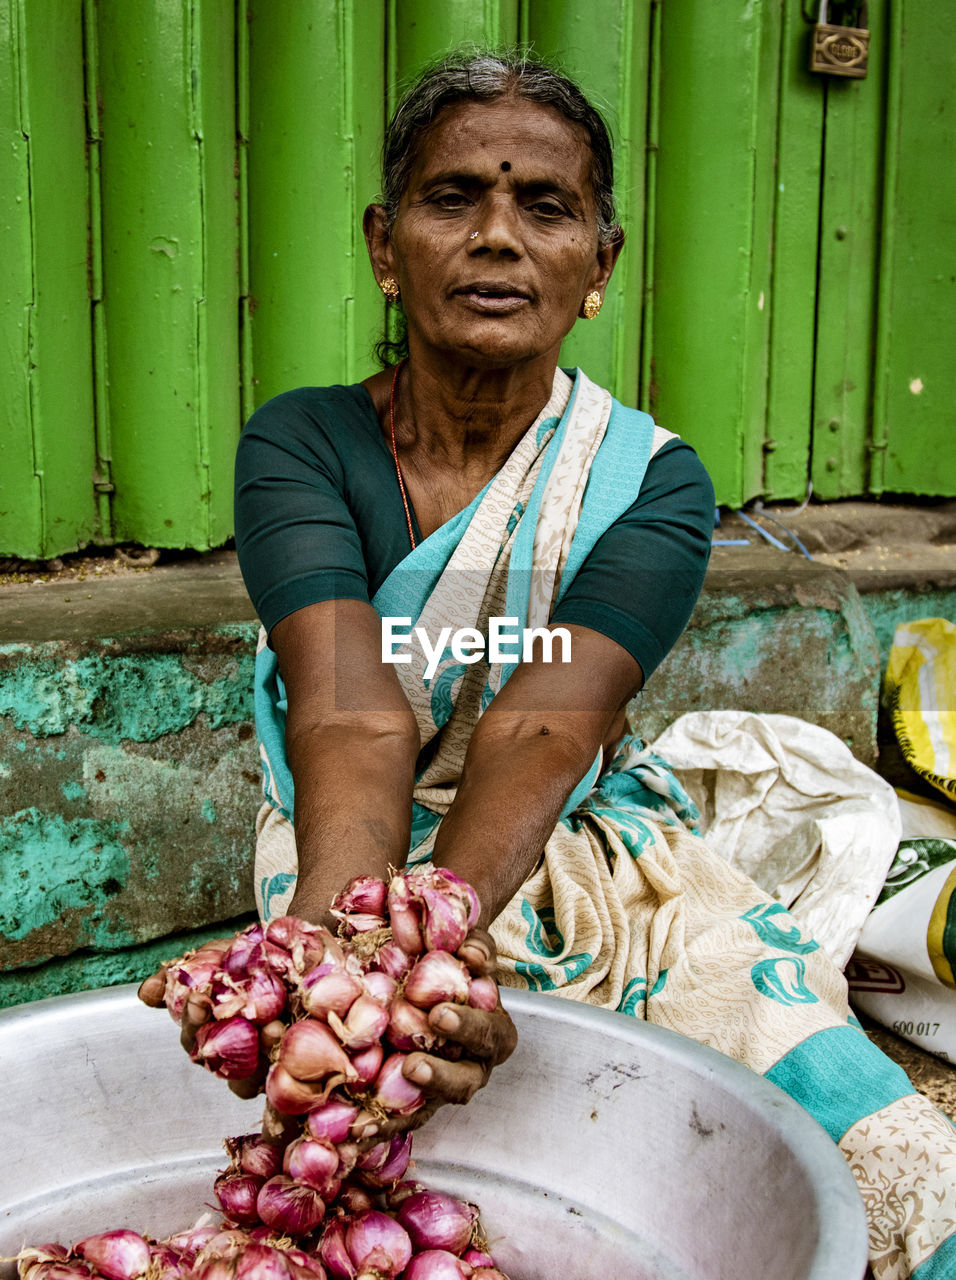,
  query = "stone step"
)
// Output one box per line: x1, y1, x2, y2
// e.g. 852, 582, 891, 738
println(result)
1, 507, 954, 1008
